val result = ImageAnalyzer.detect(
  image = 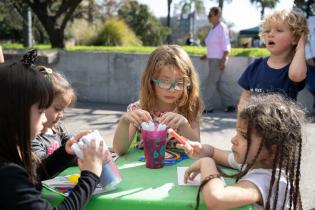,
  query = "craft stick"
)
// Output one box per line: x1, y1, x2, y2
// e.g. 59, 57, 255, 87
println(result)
167, 128, 193, 152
